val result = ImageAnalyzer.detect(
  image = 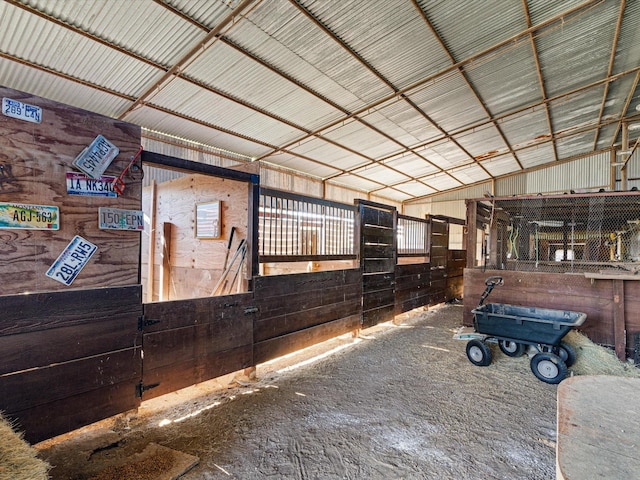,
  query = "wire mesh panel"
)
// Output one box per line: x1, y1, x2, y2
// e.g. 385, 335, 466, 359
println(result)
397, 215, 429, 256
477, 192, 640, 274
259, 188, 357, 261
